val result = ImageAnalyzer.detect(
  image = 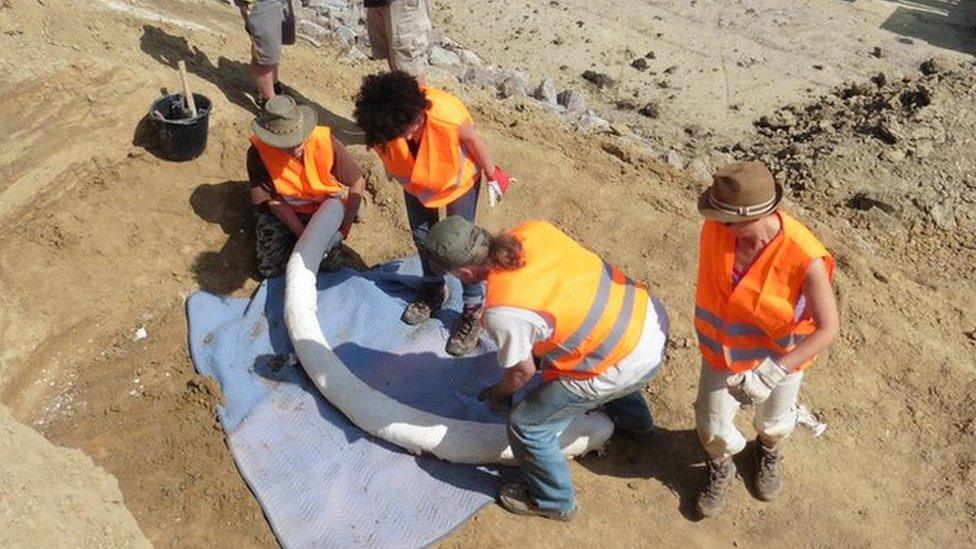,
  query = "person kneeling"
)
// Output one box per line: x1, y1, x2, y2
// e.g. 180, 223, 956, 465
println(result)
249, 96, 366, 278
424, 216, 669, 521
